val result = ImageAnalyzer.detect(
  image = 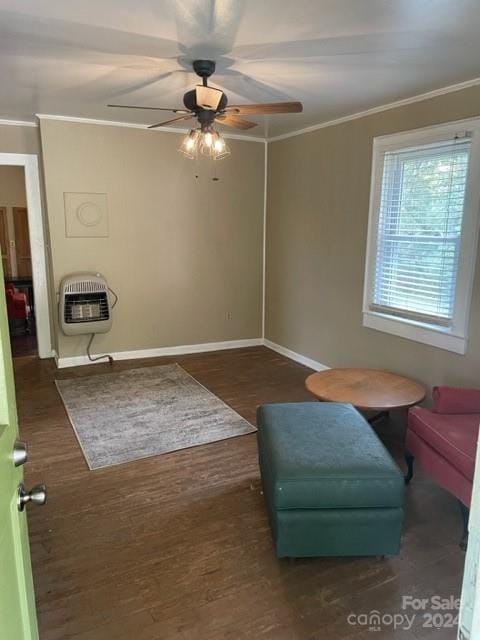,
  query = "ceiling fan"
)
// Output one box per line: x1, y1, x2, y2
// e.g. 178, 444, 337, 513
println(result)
108, 59, 303, 132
